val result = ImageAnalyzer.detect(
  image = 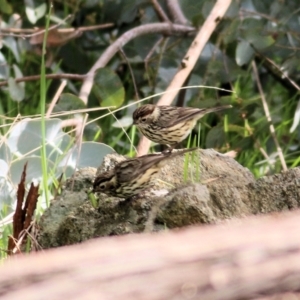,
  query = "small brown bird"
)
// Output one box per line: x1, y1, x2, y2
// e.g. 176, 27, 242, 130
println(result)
133, 104, 232, 151
93, 148, 197, 199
